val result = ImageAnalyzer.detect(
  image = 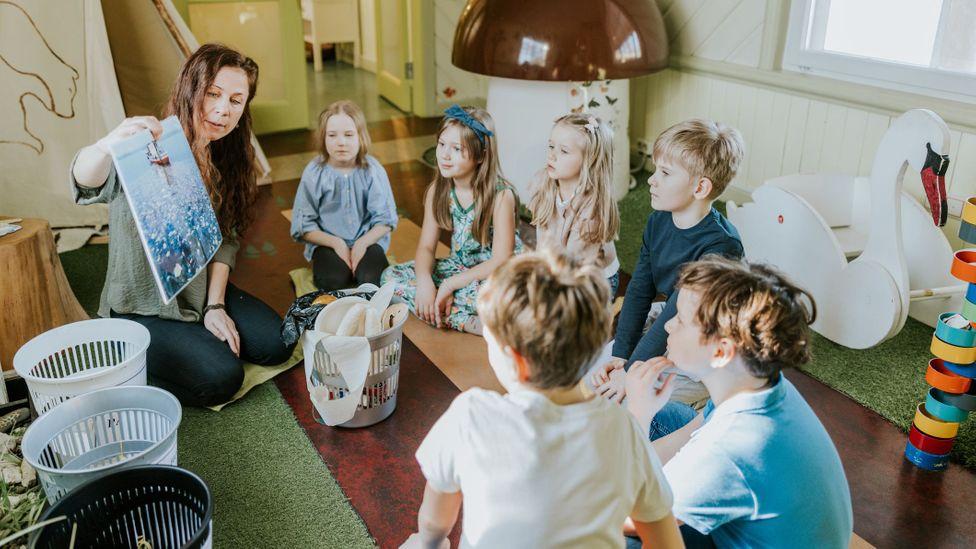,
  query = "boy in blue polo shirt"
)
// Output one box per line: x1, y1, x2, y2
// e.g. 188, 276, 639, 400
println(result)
624, 257, 853, 548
